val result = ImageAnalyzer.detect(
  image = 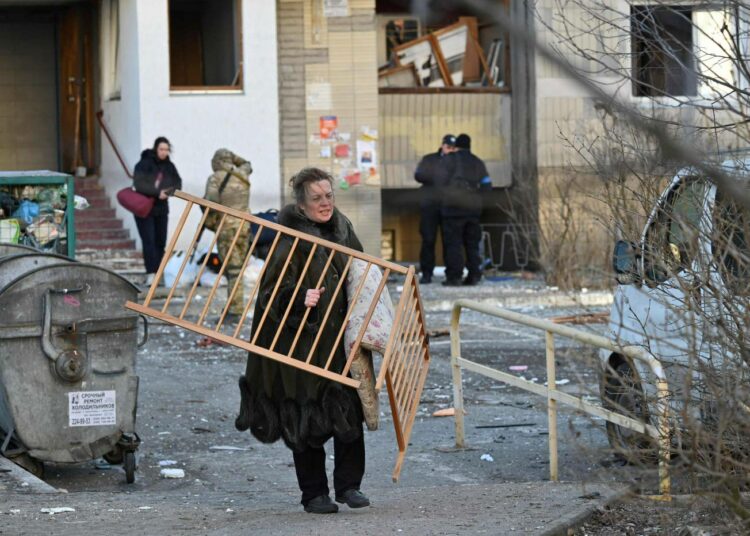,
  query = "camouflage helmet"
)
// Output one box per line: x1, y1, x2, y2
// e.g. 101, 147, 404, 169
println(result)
211, 148, 235, 172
